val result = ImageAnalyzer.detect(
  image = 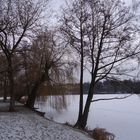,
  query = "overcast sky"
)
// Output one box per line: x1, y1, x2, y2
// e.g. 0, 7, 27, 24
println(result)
46, 0, 140, 27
